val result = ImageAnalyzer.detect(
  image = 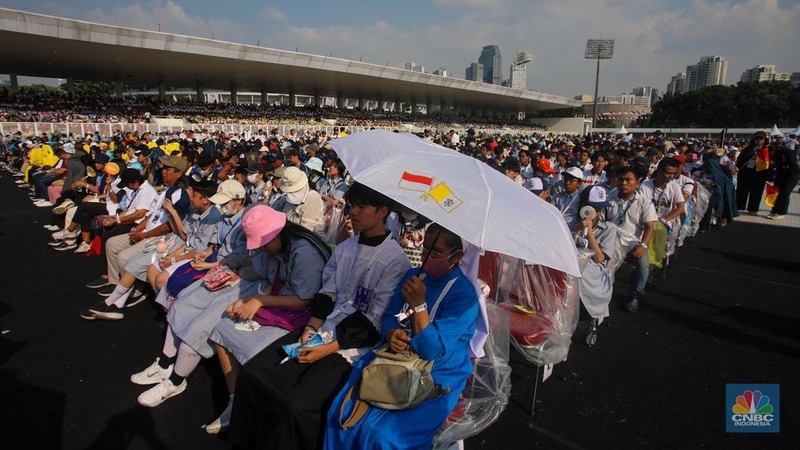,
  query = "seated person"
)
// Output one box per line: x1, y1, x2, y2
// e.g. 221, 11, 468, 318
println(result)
323, 223, 480, 449
573, 186, 619, 347
228, 183, 411, 450
205, 205, 332, 433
